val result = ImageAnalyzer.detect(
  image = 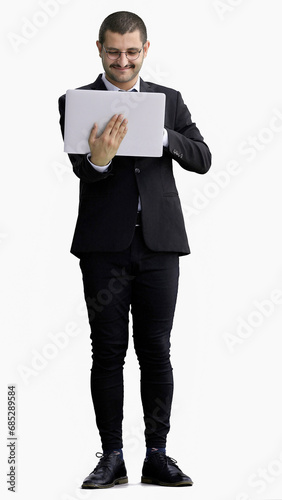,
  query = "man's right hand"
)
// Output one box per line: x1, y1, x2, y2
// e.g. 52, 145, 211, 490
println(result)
88, 114, 128, 166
